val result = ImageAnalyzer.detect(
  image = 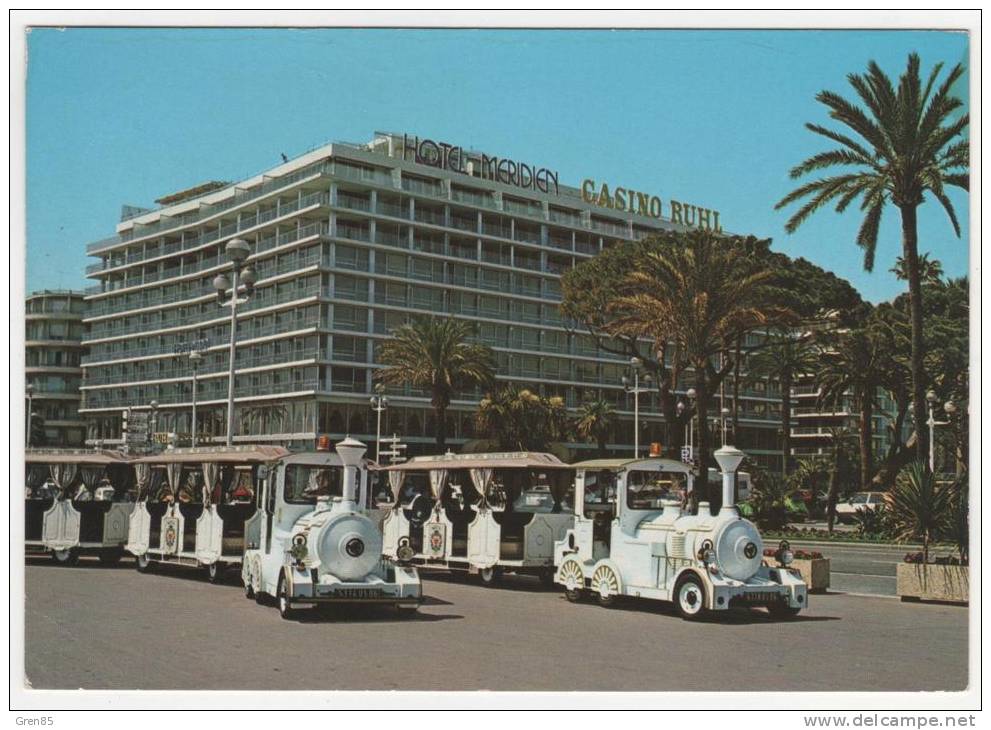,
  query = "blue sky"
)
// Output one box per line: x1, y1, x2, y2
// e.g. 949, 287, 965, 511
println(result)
25, 27, 969, 302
